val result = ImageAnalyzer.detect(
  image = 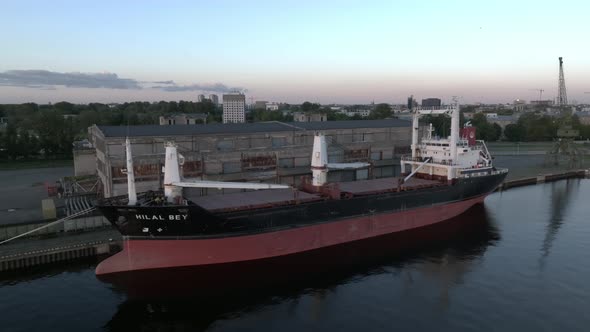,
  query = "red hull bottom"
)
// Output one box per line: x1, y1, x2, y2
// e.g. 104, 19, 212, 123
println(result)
96, 195, 488, 296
